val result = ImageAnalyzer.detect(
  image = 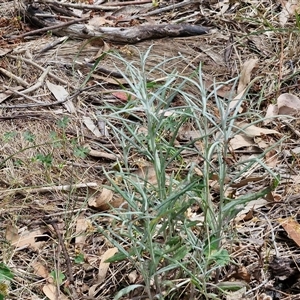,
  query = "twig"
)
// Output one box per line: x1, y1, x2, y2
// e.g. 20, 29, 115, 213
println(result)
53, 231, 62, 299
244, 278, 269, 296
24, 182, 98, 194
36, 36, 68, 55
4, 85, 45, 103
8, 17, 89, 40
43, 208, 88, 218
172, 11, 200, 24
51, 222, 75, 284
22, 66, 51, 94
7, 54, 68, 85
36, 0, 120, 11
0, 113, 48, 120
0, 68, 29, 87
104, 0, 152, 5
0, 183, 98, 200
0, 88, 79, 108
142, 0, 199, 16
